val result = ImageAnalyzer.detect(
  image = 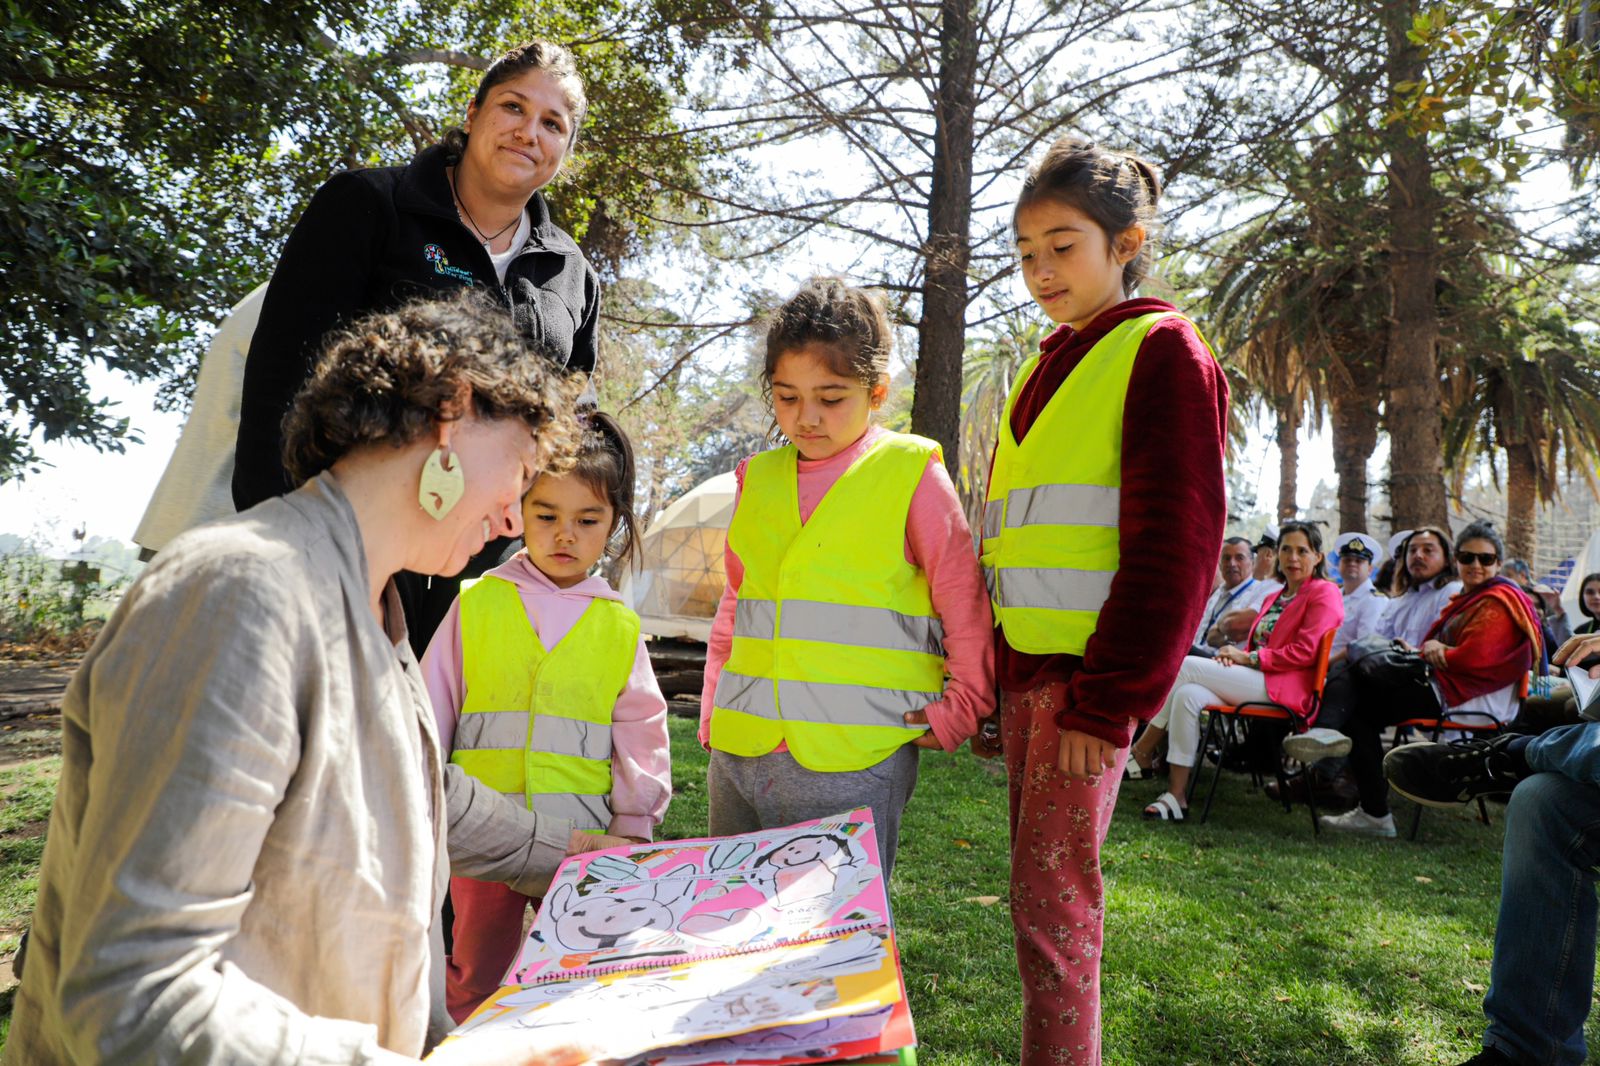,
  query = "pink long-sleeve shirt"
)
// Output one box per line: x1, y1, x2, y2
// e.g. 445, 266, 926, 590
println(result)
421, 553, 672, 841
699, 425, 997, 752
